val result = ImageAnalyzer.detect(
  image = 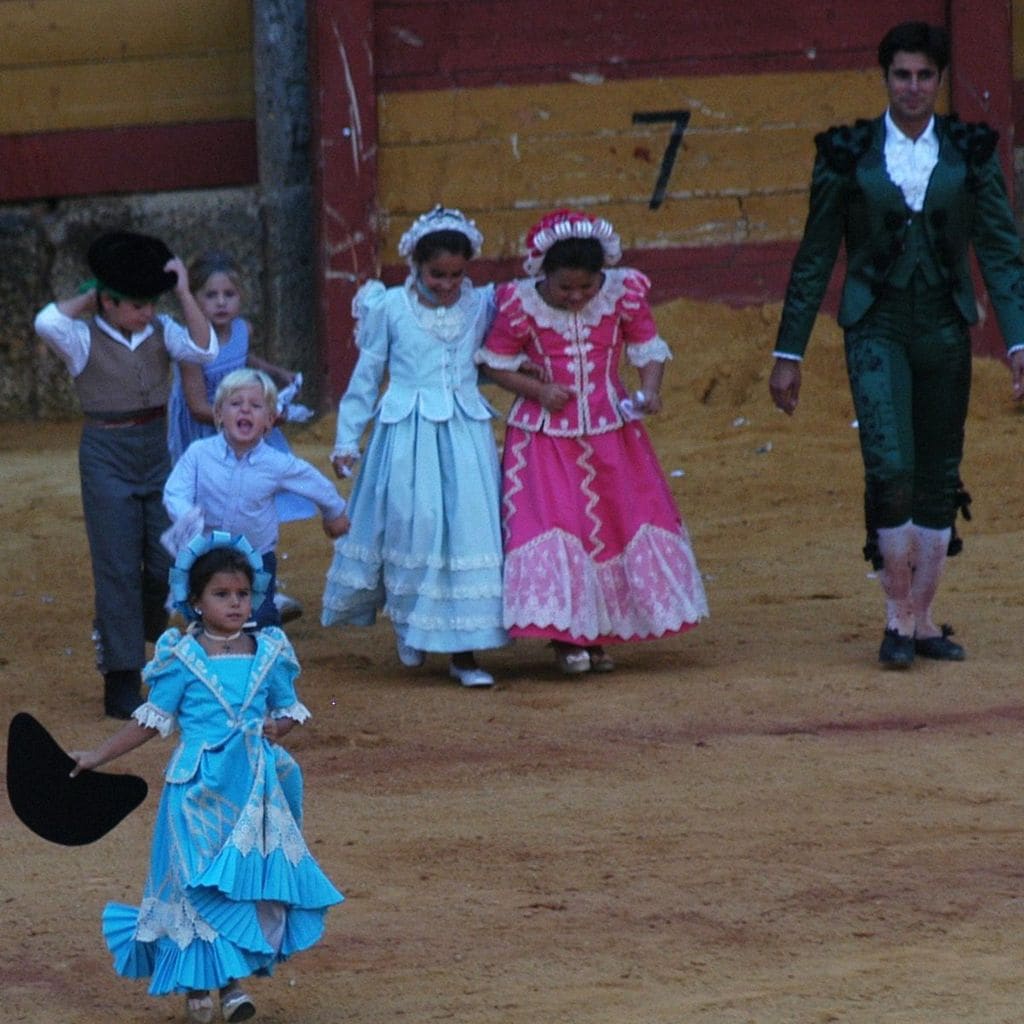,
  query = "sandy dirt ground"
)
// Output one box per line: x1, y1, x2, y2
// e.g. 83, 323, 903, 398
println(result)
4, 300, 1024, 1024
